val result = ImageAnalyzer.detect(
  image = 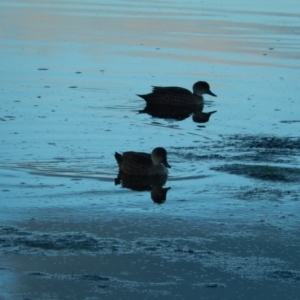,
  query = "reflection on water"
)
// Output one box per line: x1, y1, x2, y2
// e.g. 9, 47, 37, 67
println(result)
115, 173, 170, 204
139, 102, 202, 121
139, 102, 217, 124
192, 110, 217, 123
